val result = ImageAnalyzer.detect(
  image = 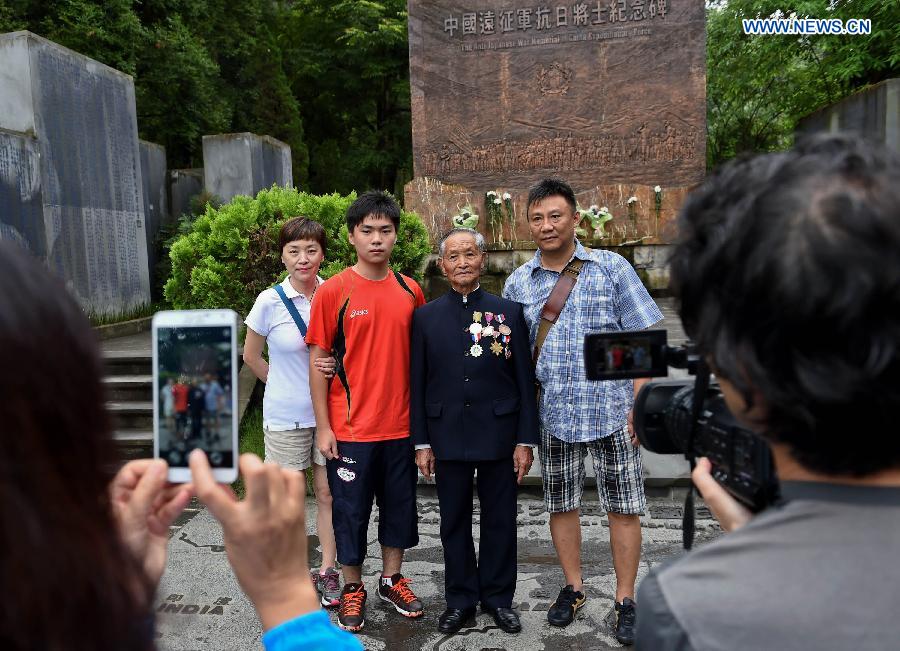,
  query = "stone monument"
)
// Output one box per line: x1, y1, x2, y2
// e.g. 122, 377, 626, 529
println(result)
405, 0, 707, 292
139, 140, 169, 287
169, 168, 204, 219
202, 133, 292, 202
0, 31, 151, 315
